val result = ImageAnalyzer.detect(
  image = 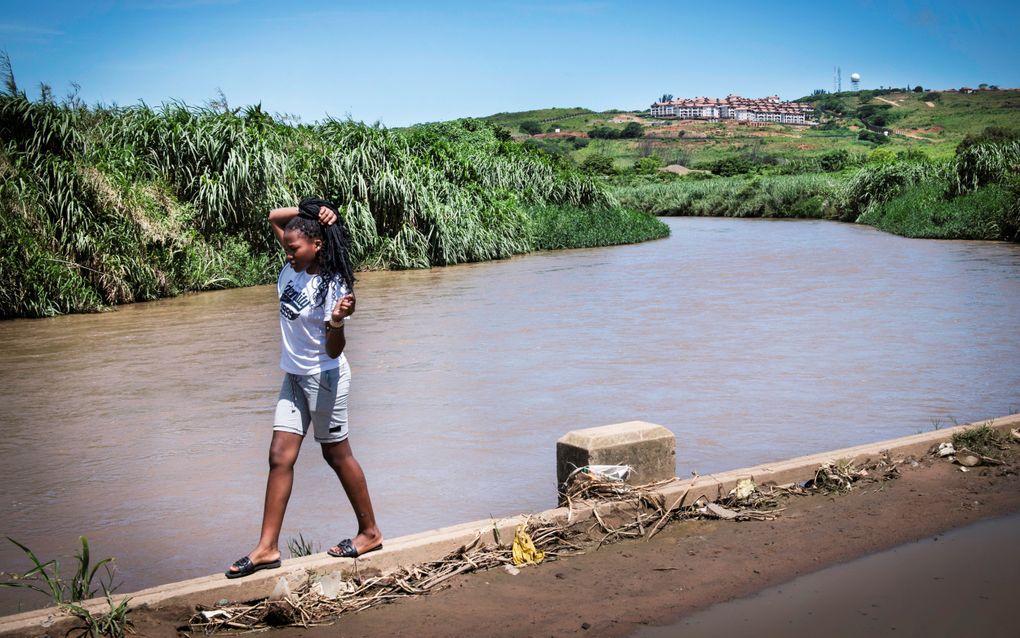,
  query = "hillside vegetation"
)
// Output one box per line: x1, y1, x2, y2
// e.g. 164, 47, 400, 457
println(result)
502, 89, 1020, 242
0, 93, 667, 318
